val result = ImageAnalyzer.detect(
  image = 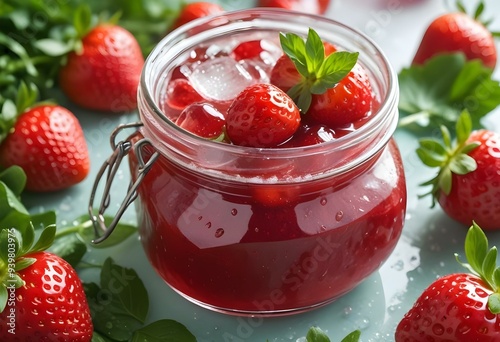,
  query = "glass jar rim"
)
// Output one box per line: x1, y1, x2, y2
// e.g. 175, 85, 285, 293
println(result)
139, 8, 399, 178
